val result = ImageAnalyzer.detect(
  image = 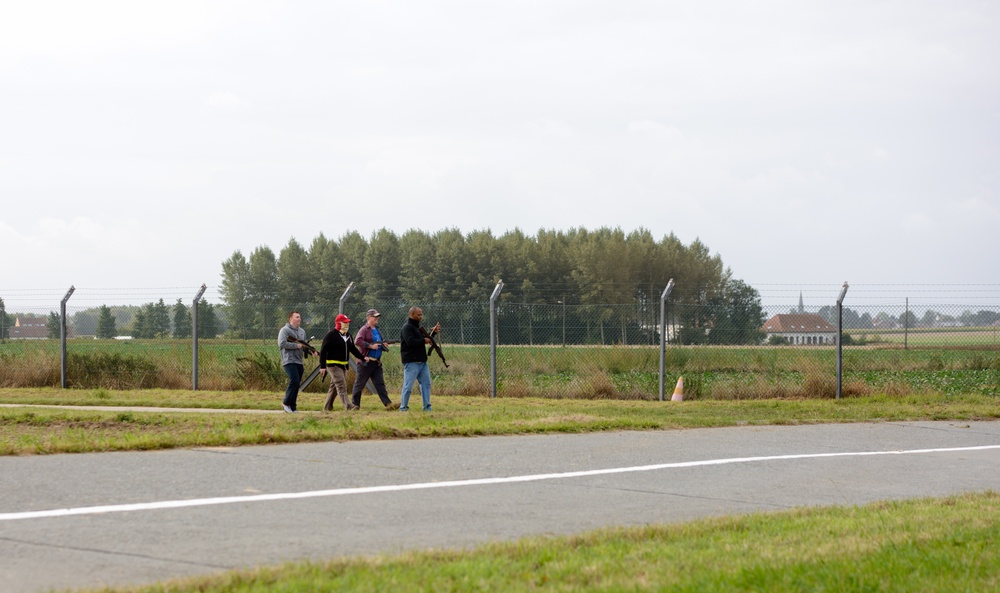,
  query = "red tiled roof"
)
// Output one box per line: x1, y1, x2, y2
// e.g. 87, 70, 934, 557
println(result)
9, 325, 49, 339
761, 314, 836, 333
9, 317, 55, 339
